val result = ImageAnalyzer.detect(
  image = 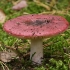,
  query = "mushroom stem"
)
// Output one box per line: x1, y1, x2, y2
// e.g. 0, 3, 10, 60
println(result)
30, 38, 43, 64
